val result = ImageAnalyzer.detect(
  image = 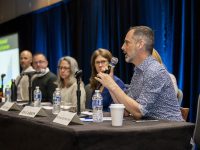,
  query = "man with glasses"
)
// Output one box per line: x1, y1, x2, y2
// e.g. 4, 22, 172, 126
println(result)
32, 53, 57, 103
